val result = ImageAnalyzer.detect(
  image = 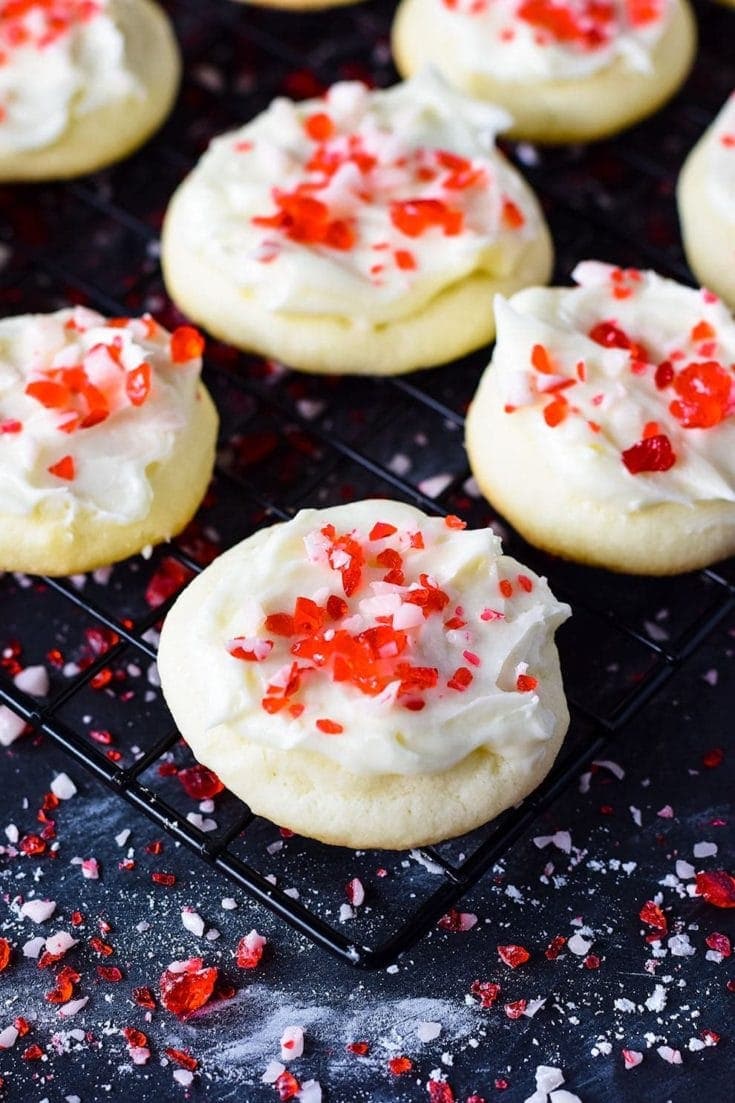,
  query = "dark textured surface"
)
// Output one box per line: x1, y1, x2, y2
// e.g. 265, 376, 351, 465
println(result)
0, 0, 734, 1098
